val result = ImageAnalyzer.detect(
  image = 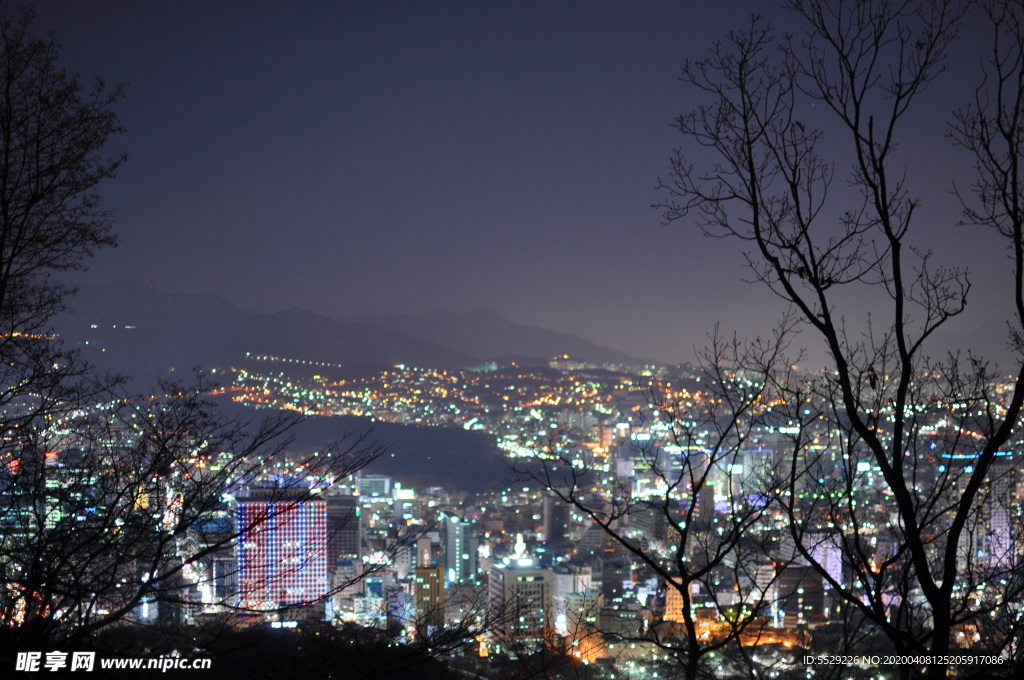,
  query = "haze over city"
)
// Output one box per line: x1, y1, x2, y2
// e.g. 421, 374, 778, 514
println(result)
29, 1, 1011, 365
